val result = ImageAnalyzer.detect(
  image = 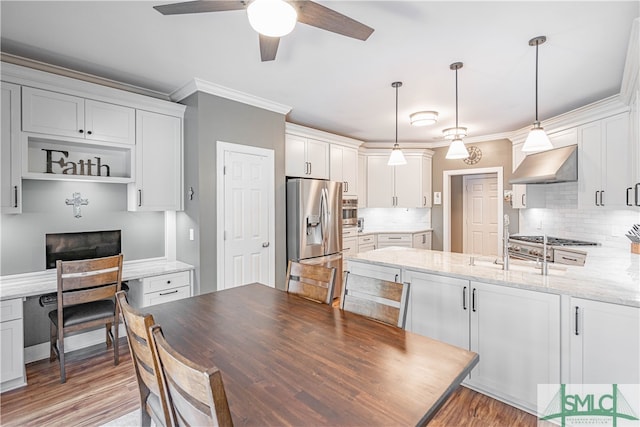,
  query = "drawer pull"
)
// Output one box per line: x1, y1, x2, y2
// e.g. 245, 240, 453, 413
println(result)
160, 290, 179, 296
166, 280, 171, 284
560, 256, 578, 262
